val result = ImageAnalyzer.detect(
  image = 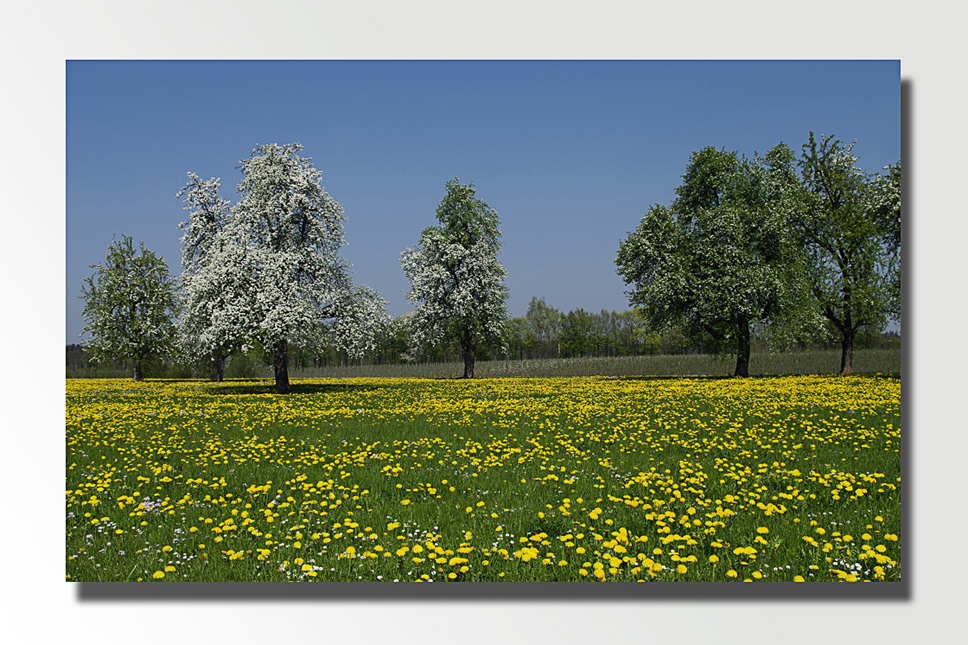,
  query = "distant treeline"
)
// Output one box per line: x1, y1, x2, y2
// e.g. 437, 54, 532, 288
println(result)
67, 298, 899, 379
